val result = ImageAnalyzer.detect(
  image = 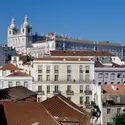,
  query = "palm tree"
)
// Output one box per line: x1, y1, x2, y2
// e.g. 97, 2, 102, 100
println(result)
110, 113, 125, 125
